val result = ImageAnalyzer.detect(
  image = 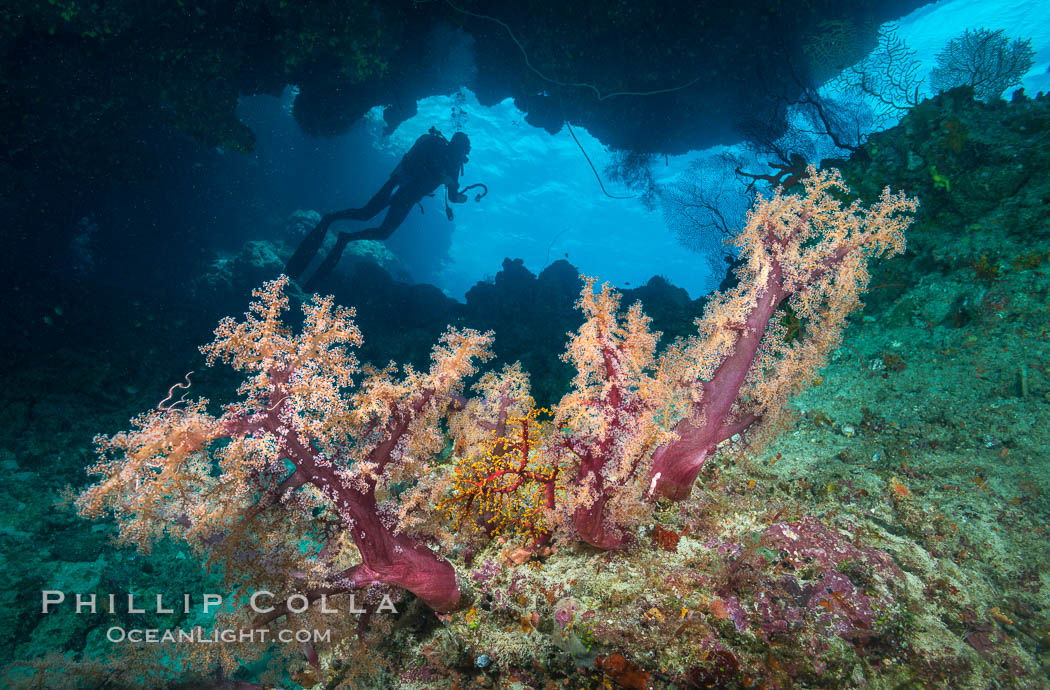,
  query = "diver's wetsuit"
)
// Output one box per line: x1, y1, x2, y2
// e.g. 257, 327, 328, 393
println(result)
286, 131, 469, 291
